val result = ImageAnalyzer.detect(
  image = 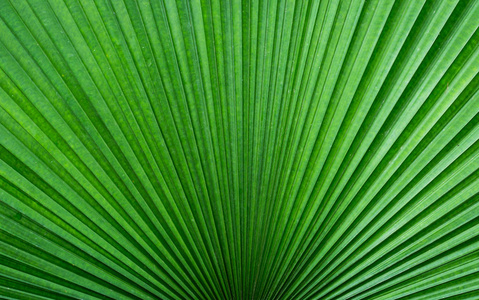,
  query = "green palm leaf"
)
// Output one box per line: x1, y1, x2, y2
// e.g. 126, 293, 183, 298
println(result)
0, 0, 478, 299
